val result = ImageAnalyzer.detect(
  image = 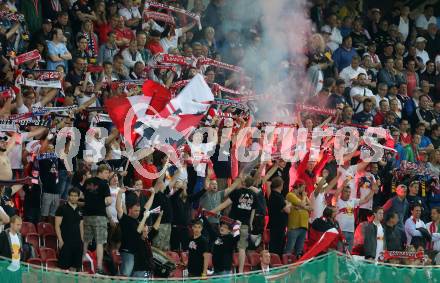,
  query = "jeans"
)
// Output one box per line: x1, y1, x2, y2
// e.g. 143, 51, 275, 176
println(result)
58, 170, 72, 200
340, 231, 354, 252
120, 251, 134, 277
284, 228, 307, 256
